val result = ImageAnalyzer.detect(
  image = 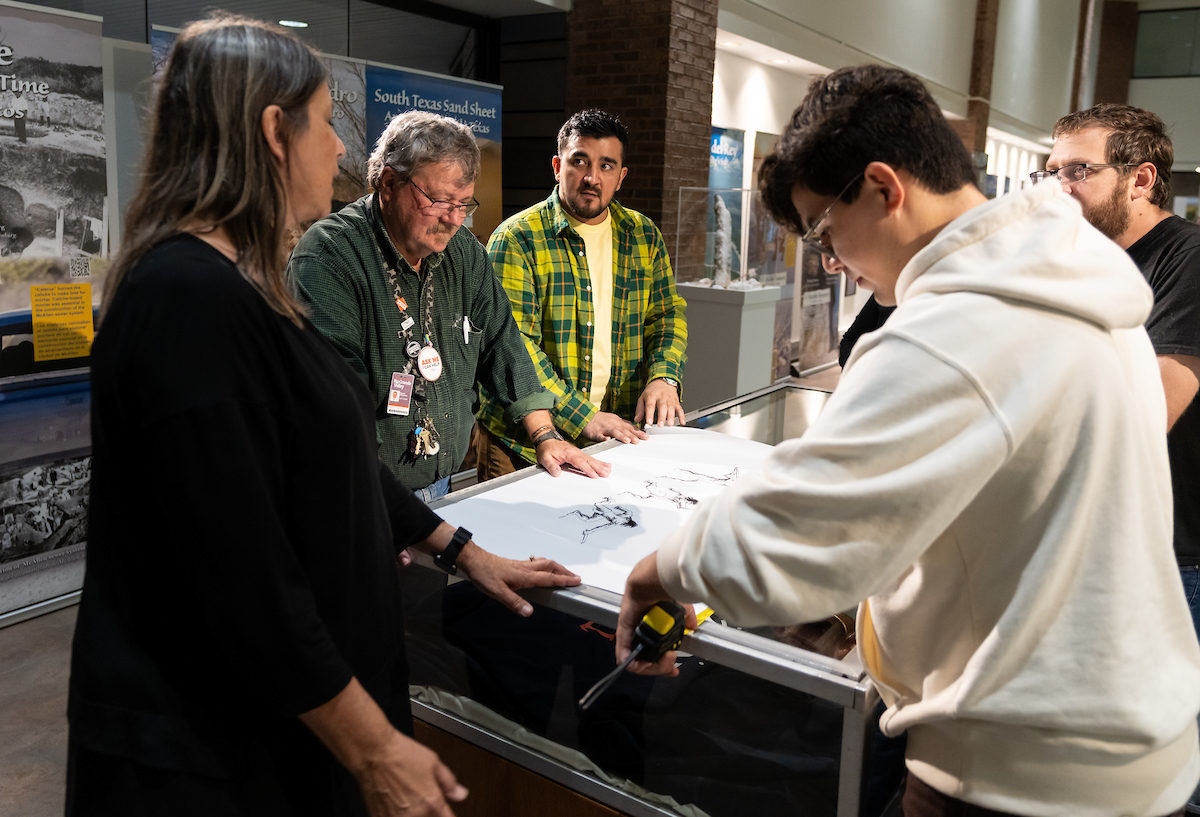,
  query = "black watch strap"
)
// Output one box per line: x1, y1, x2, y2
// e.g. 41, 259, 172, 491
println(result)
434, 526, 471, 575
